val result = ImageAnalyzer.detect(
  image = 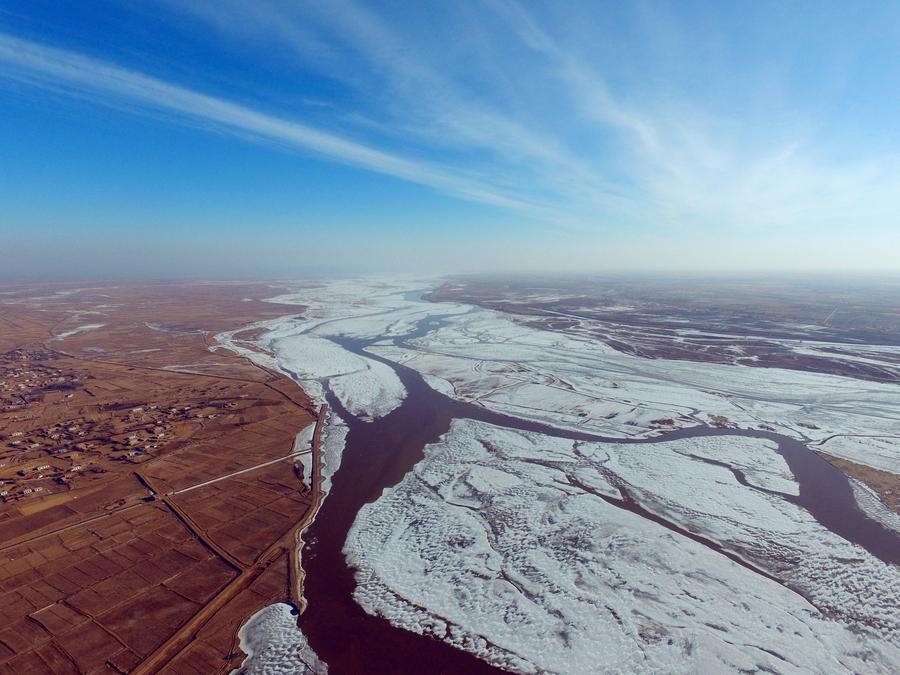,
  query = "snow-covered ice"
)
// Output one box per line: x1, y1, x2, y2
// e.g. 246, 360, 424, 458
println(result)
220, 278, 899, 473
346, 419, 900, 674
368, 298, 900, 472
318, 409, 349, 498
851, 478, 900, 535
816, 435, 900, 475
233, 603, 326, 675
220, 279, 467, 421
216, 278, 900, 674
